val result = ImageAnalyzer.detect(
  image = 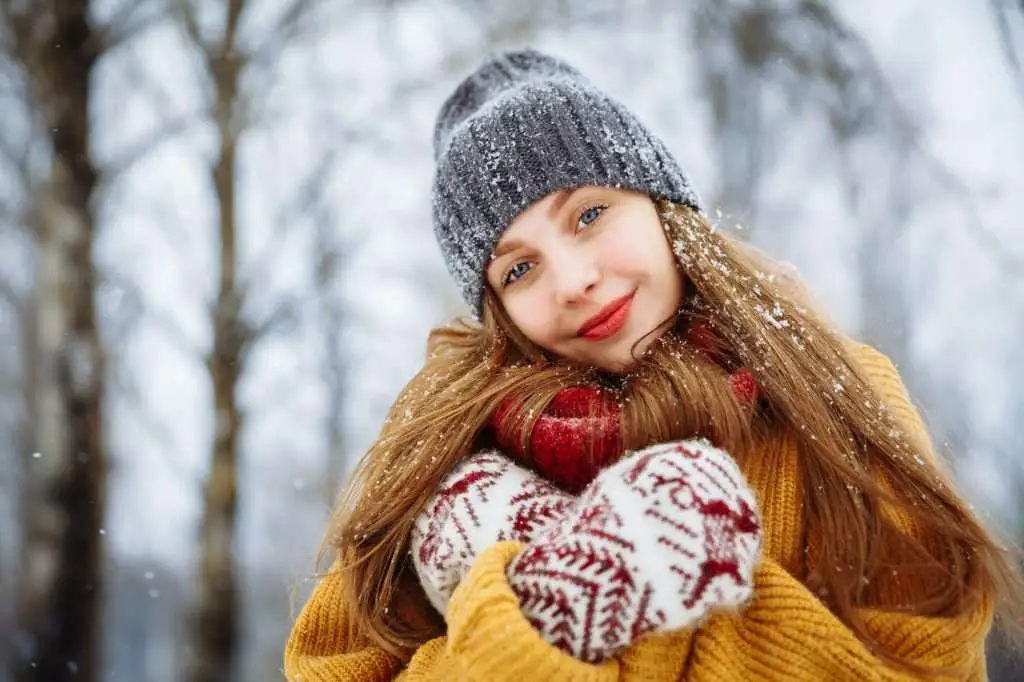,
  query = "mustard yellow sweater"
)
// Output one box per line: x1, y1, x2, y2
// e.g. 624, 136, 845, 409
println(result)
284, 345, 993, 681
